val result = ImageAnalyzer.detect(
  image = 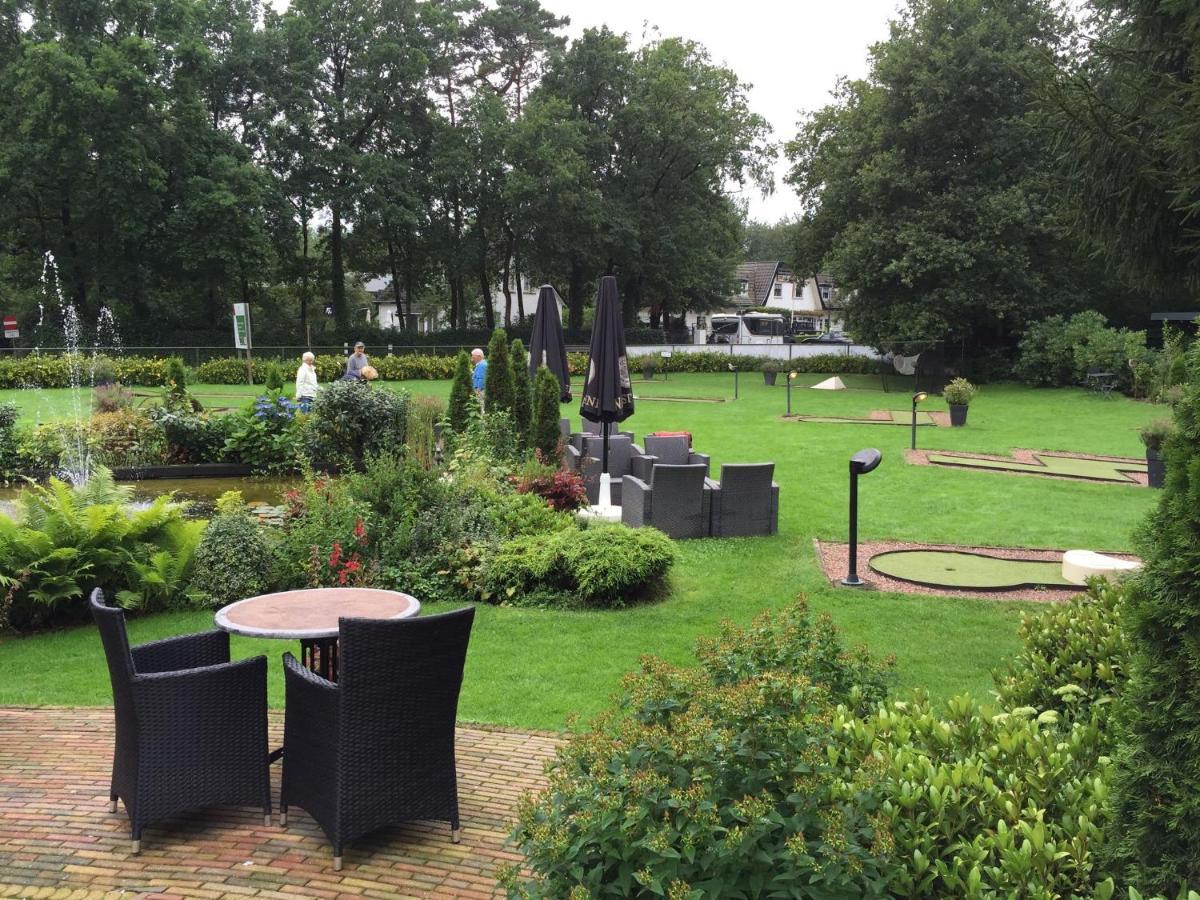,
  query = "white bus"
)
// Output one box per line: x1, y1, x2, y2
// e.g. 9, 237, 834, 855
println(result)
708, 312, 787, 345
